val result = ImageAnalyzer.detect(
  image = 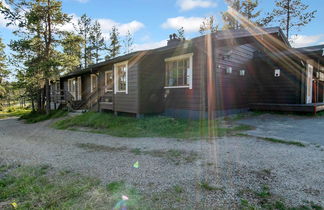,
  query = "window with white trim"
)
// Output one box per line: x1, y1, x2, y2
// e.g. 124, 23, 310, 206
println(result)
165, 53, 193, 89
90, 74, 97, 93
114, 61, 128, 93
105, 71, 113, 92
